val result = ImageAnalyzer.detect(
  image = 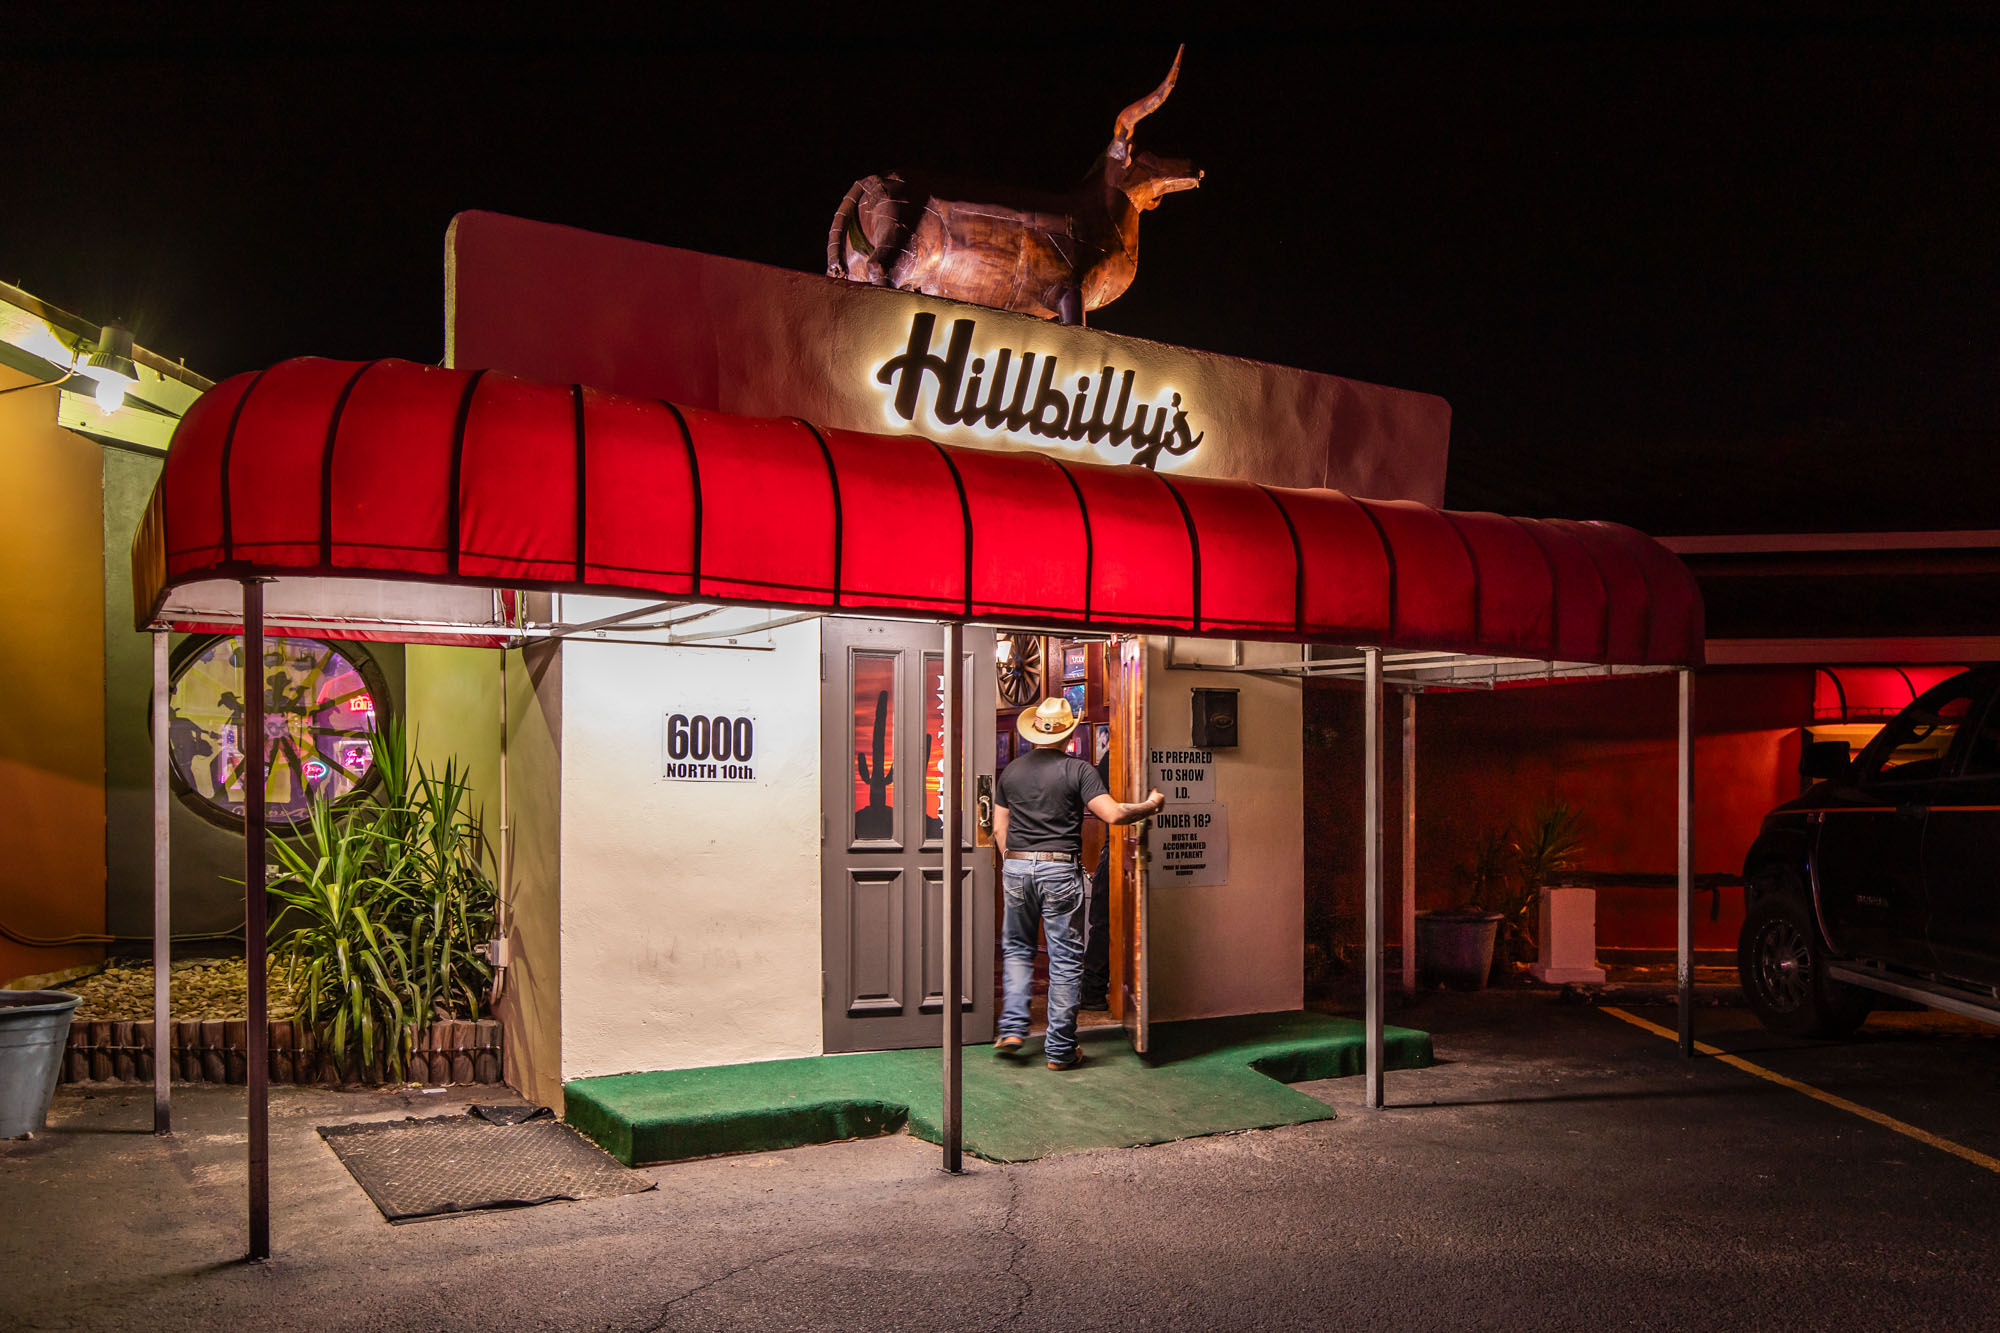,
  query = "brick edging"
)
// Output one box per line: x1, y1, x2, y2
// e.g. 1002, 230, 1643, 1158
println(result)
59, 1018, 503, 1086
